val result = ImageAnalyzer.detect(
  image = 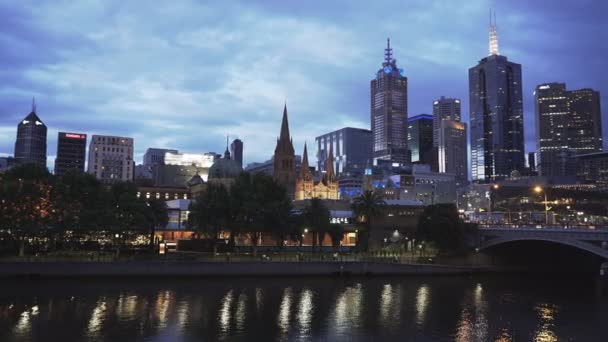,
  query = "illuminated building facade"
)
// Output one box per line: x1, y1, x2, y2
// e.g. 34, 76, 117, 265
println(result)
469, 15, 524, 181
535, 83, 603, 177
295, 143, 339, 200
432, 96, 461, 147
87, 135, 134, 183
371, 38, 409, 165
54, 132, 87, 175
438, 120, 467, 185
